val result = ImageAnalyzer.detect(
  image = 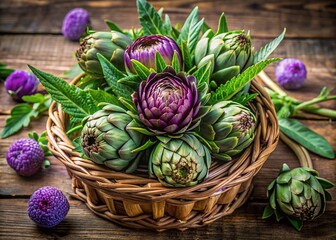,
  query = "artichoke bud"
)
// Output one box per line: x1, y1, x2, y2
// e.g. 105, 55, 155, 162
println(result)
149, 134, 211, 187
81, 104, 144, 173
199, 101, 256, 161
124, 34, 183, 73
132, 67, 202, 135
195, 30, 254, 85
263, 164, 335, 231
76, 31, 132, 78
